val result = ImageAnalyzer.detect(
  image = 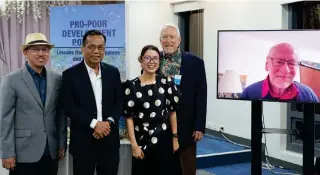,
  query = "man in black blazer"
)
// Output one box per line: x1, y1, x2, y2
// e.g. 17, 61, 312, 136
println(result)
61, 30, 124, 175
157, 23, 207, 175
